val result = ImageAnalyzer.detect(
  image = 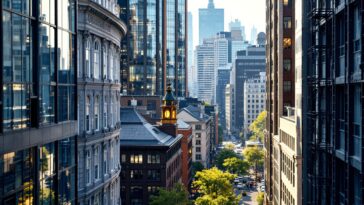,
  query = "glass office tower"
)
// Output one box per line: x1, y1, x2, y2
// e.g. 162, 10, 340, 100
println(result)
0, 0, 77, 204
121, 0, 187, 97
